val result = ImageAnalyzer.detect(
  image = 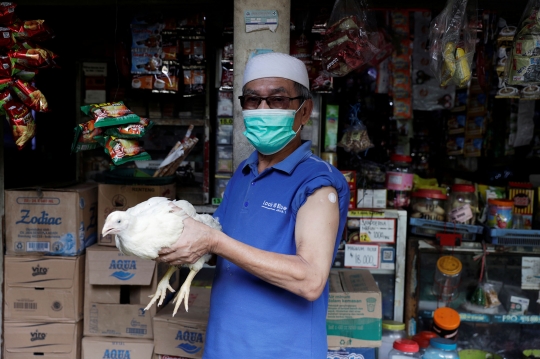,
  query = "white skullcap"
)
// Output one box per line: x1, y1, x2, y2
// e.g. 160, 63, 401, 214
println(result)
242, 52, 310, 89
